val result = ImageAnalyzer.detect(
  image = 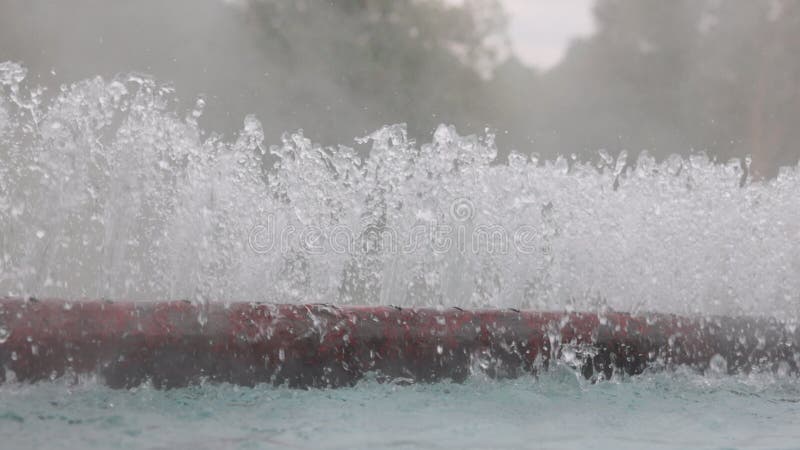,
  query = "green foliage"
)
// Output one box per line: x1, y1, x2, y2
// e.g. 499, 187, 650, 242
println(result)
241, 0, 800, 173
241, 0, 508, 145
536, 0, 800, 174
